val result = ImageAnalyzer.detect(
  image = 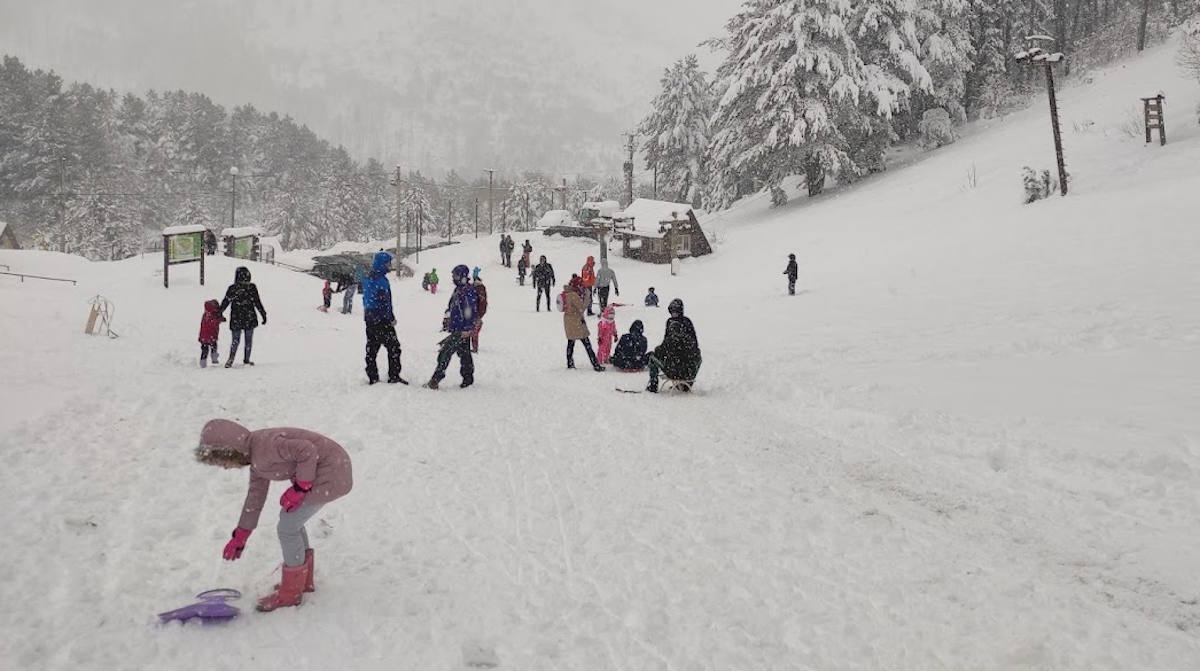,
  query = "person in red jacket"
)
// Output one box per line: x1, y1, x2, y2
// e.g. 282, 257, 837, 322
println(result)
580, 256, 597, 316
321, 279, 333, 311
198, 299, 225, 368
